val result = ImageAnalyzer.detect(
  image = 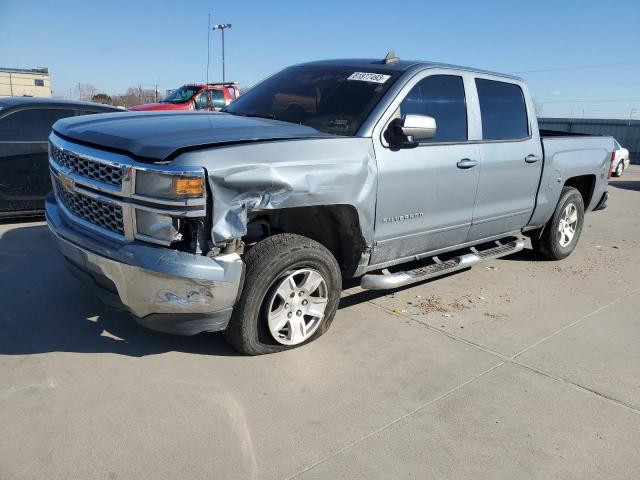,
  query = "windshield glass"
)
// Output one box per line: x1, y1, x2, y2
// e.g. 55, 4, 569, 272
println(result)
223, 65, 400, 136
161, 86, 201, 104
